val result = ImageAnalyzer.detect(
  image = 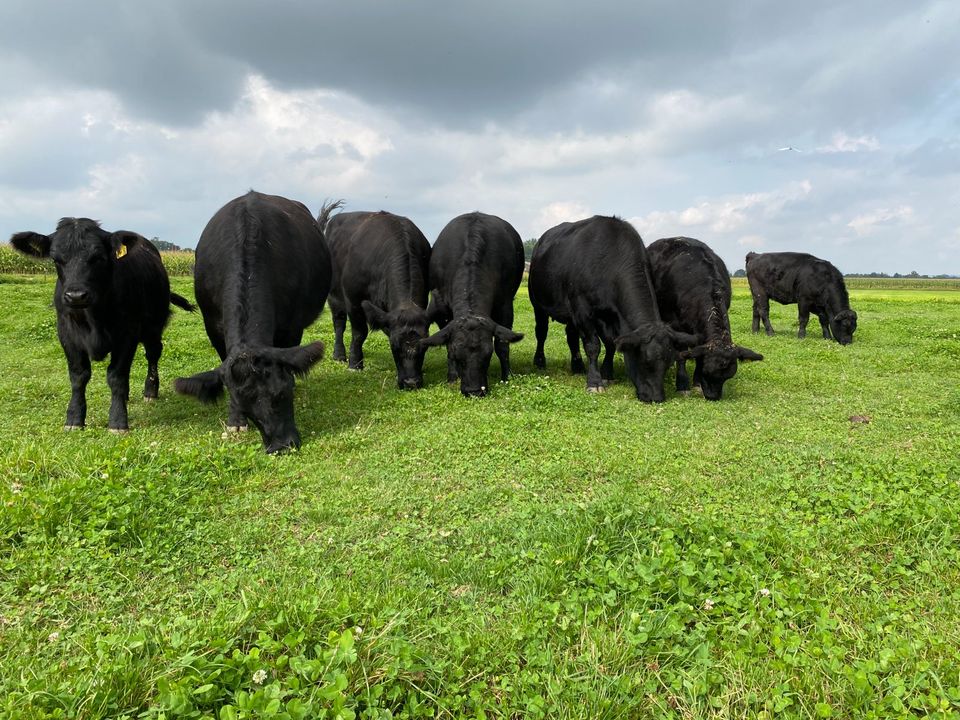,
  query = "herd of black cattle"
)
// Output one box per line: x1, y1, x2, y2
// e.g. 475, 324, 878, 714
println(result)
9, 190, 858, 453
